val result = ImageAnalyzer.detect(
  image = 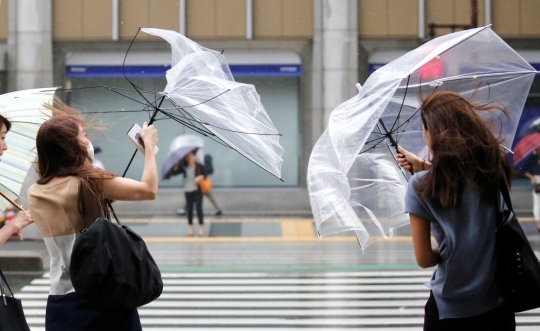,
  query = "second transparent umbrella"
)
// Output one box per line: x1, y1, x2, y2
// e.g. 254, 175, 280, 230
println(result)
308, 26, 537, 251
